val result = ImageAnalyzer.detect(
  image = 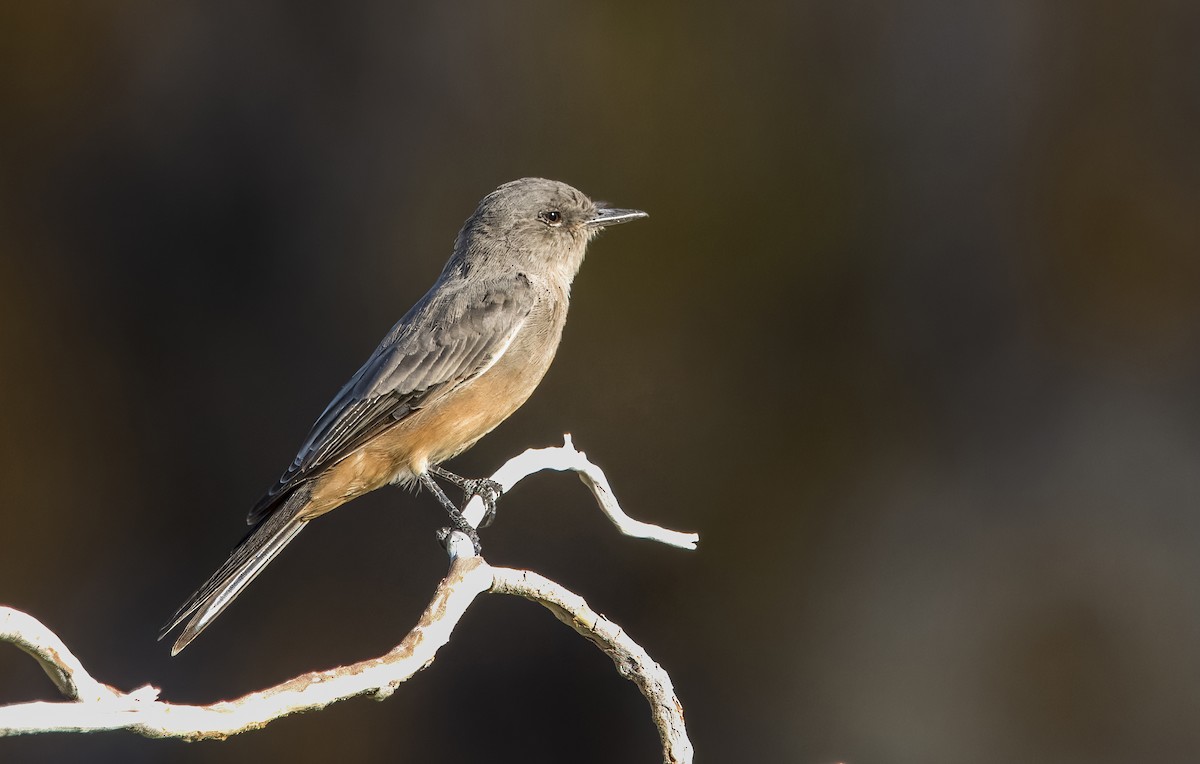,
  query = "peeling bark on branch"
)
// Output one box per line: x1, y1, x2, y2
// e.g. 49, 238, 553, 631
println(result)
0, 437, 697, 763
